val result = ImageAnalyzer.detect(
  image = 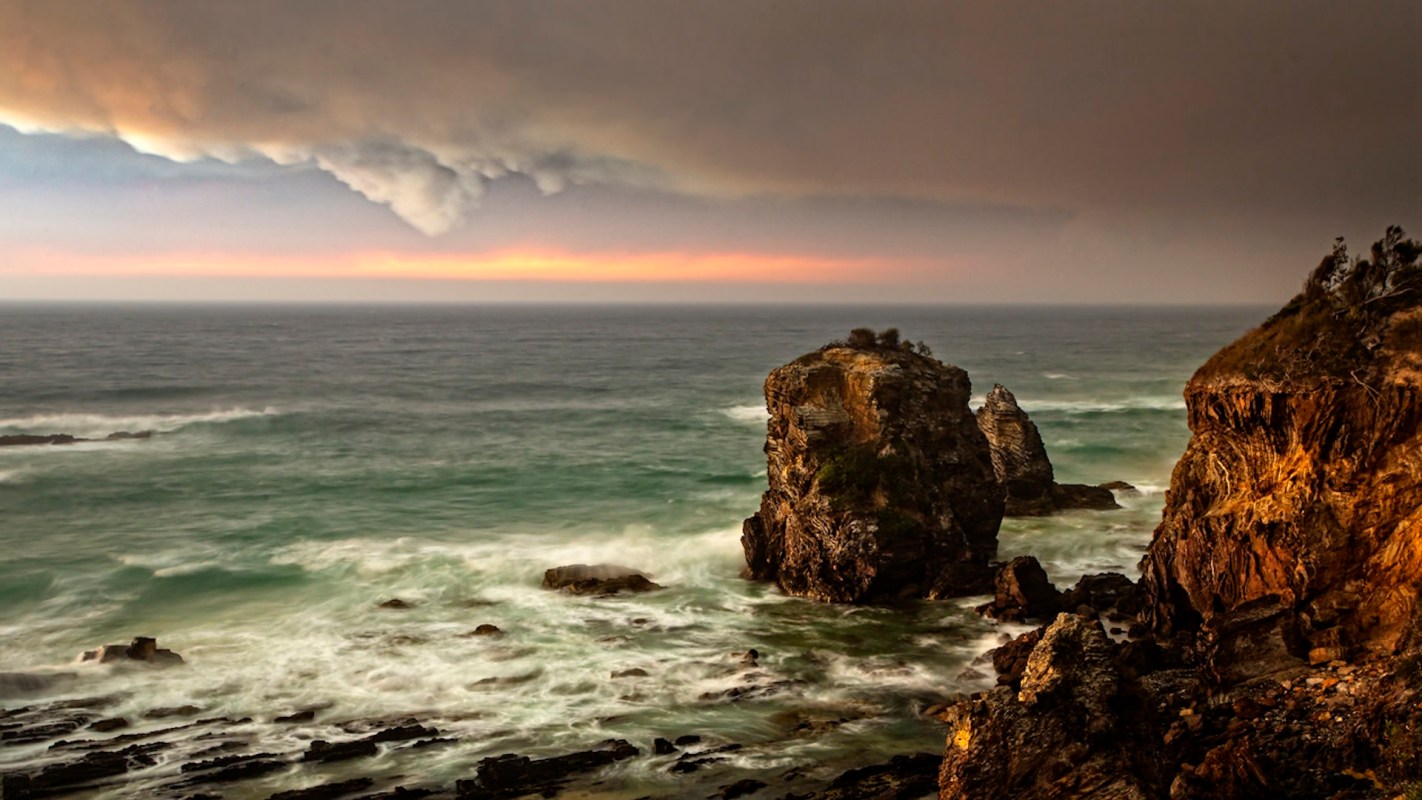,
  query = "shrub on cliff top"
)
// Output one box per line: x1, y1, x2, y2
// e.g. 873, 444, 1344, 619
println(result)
824, 328, 934, 357
1198, 225, 1421, 385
